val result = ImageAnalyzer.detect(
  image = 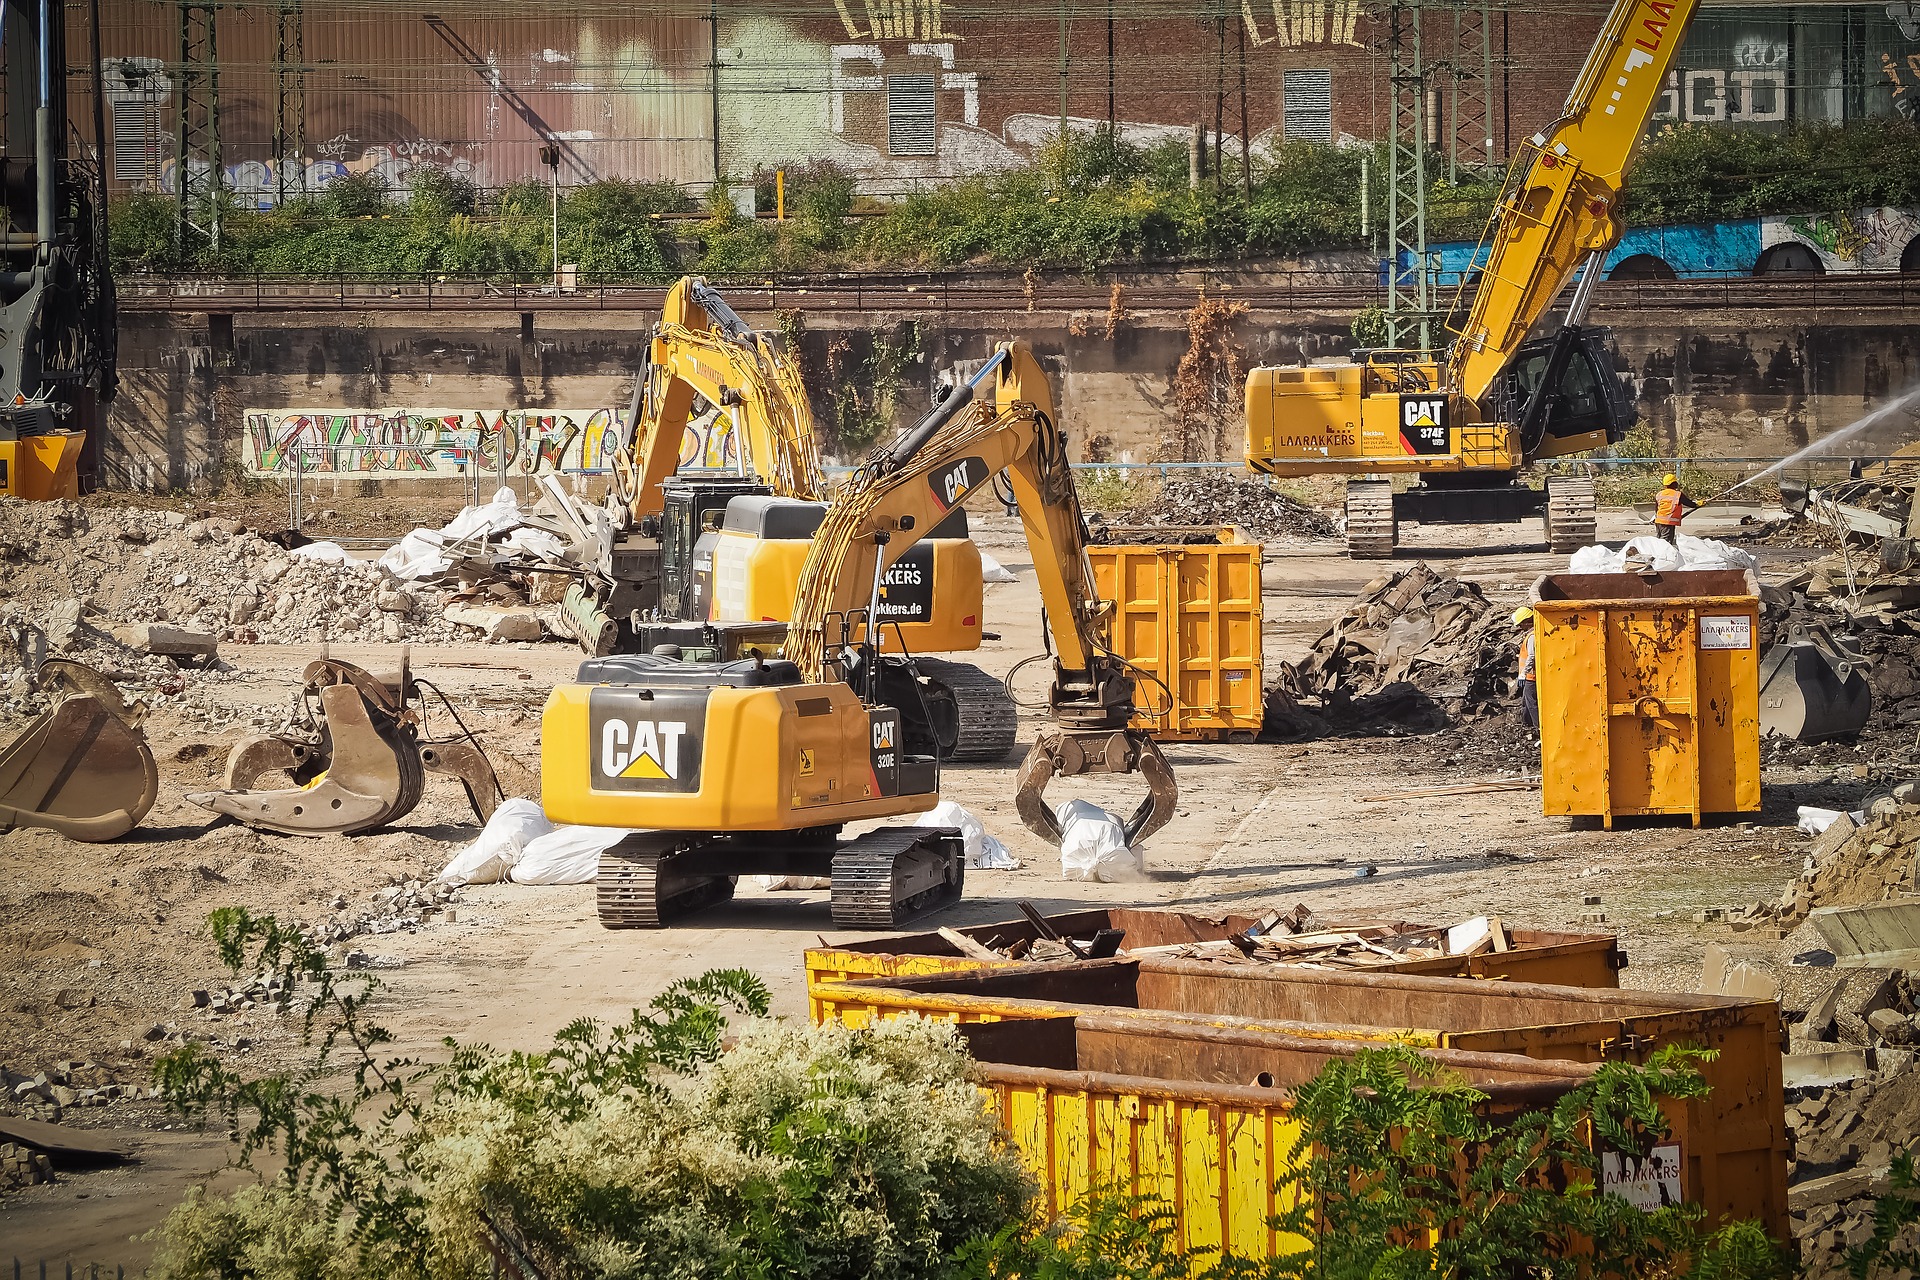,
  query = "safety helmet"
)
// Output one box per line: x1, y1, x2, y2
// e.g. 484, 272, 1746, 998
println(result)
1662, 473, 1678, 486
1512, 606, 1534, 627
